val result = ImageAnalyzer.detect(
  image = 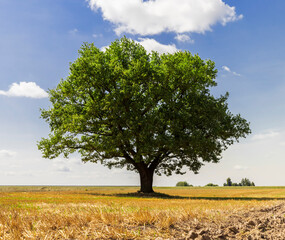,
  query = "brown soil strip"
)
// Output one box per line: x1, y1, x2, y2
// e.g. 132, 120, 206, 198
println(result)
172, 202, 285, 240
